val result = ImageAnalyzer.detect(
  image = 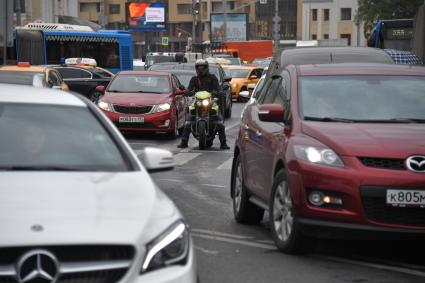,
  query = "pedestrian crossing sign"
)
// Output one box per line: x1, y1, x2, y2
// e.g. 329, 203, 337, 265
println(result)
162, 36, 169, 46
